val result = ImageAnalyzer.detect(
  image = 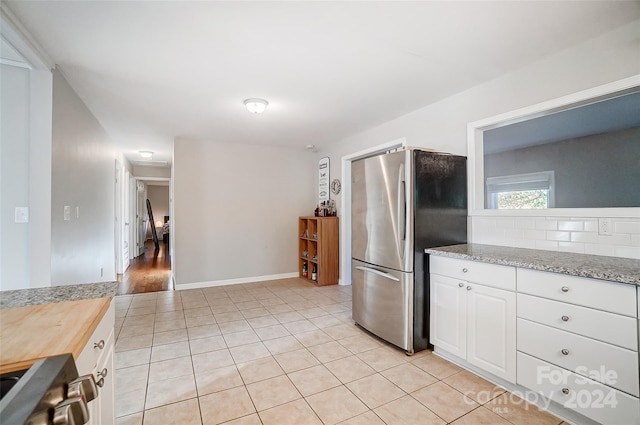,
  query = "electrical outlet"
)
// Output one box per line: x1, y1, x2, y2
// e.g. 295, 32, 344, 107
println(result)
598, 218, 612, 235
64, 206, 71, 221
100, 267, 104, 277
